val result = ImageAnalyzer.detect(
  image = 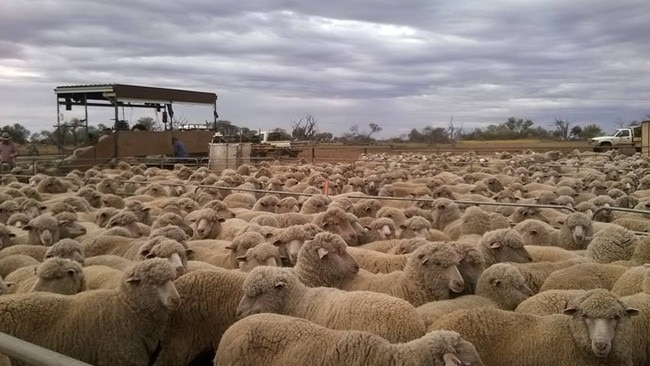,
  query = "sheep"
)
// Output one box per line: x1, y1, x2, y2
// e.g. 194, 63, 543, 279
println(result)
6, 212, 31, 228
430, 289, 639, 366
431, 198, 461, 231
450, 241, 486, 296
539, 262, 629, 292
0, 244, 48, 262
0, 258, 180, 366
44, 238, 85, 265
0, 275, 13, 295
559, 212, 594, 250
586, 225, 637, 263
275, 196, 299, 213
22, 214, 60, 246
236, 243, 282, 272
105, 210, 144, 238
292, 232, 360, 288
612, 217, 650, 232
152, 268, 248, 366
201, 200, 236, 219
28, 258, 86, 295
223, 192, 257, 209
85, 255, 135, 271
237, 266, 426, 343
510, 258, 586, 294
398, 216, 433, 240
312, 206, 358, 245
124, 200, 153, 225
0, 255, 39, 278
524, 244, 585, 262
36, 176, 68, 194
185, 208, 225, 240
515, 289, 588, 315
417, 263, 533, 327
611, 264, 650, 296
101, 193, 125, 209
96, 178, 119, 194
215, 313, 484, 366
0, 224, 16, 249
477, 228, 532, 267
375, 206, 408, 233
94, 207, 119, 228
340, 242, 465, 307
352, 198, 382, 218
151, 212, 194, 237
190, 232, 265, 270
54, 212, 87, 240
346, 246, 408, 274
271, 223, 324, 265
513, 219, 558, 246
